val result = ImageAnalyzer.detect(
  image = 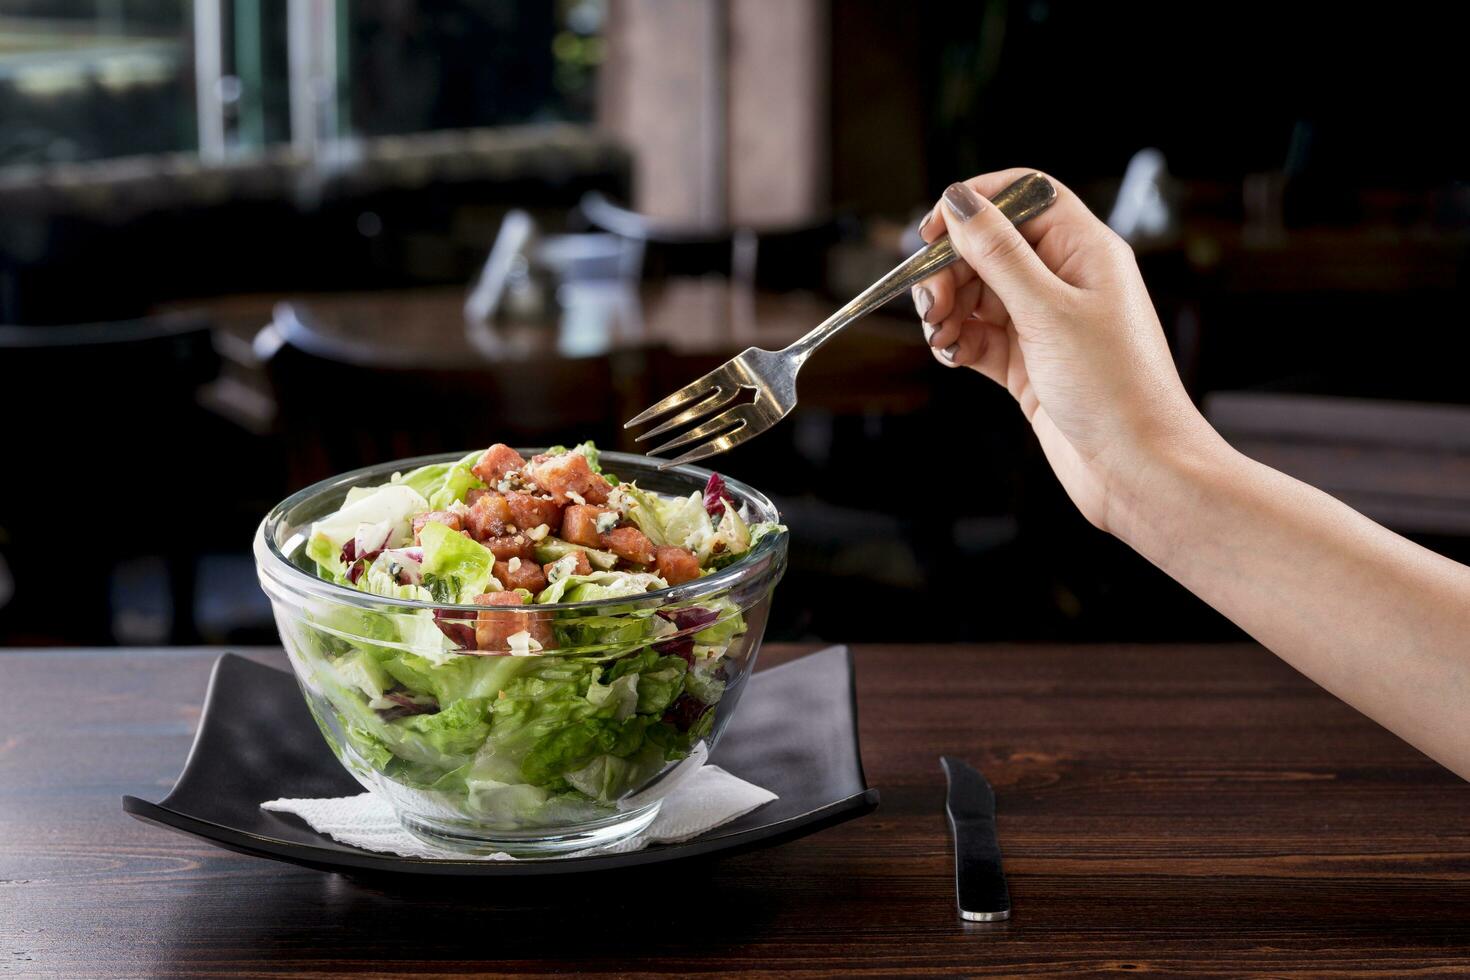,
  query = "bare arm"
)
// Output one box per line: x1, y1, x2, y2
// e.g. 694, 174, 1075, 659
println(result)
1115, 436, 1470, 776
914, 169, 1470, 777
